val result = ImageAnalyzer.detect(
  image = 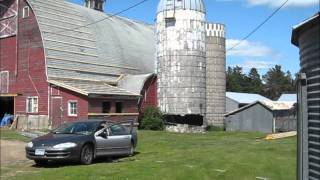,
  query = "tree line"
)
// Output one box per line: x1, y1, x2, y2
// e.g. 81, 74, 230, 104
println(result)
226, 65, 296, 100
